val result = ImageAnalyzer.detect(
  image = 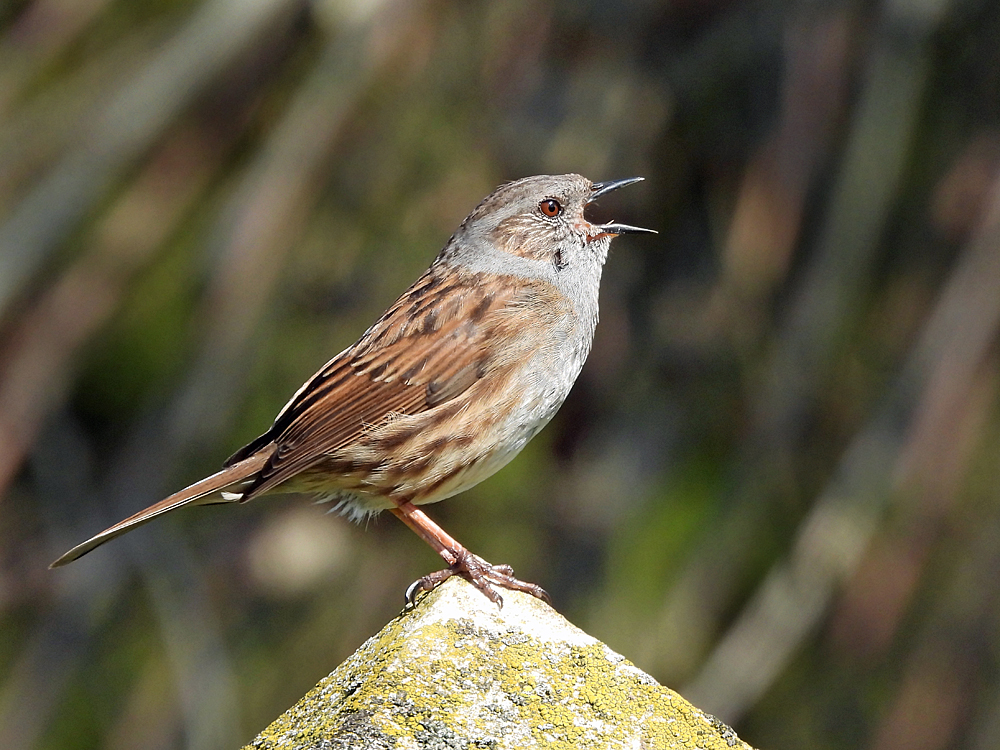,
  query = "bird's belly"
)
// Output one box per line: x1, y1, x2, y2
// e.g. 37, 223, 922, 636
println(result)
301, 341, 587, 518
412, 401, 556, 504
406, 342, 584, 504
